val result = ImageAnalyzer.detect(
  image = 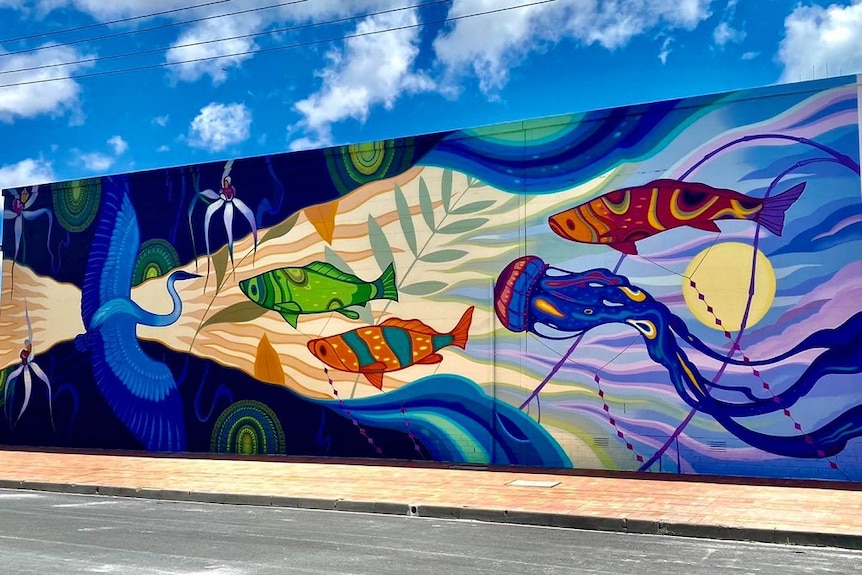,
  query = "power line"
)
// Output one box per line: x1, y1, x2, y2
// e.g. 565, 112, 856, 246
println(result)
0, 0, 556, 89
0, 0, 239, 45
0, 0, 450, 76
1, 0, 309, 58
